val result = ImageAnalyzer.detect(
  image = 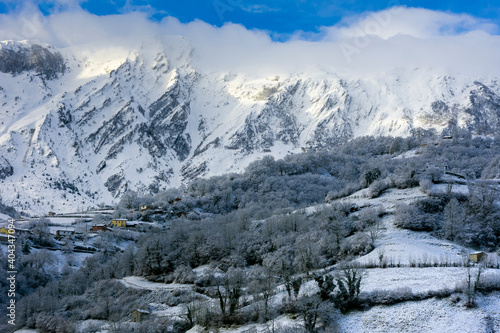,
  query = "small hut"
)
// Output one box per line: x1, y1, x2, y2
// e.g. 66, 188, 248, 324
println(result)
470, 251, 487, 263
131, 309, 150, 322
